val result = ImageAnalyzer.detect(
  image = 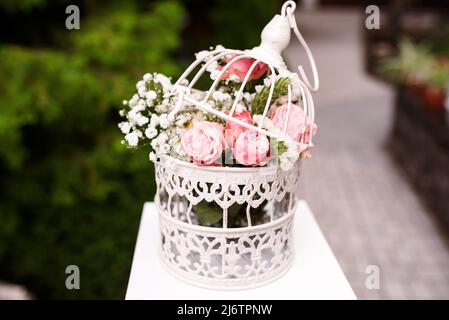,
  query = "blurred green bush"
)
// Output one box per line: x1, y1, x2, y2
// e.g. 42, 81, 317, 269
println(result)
0, 0, 282, 299
0, 0, 184, 299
